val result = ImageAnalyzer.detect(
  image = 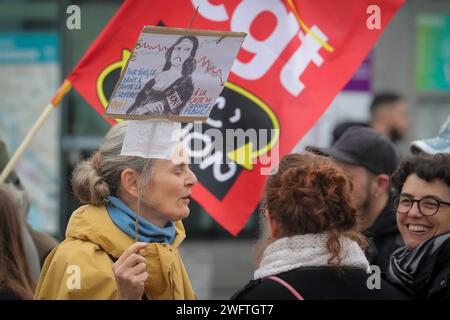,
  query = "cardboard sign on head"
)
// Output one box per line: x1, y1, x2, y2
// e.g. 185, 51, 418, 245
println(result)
105, 26, 246, 122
